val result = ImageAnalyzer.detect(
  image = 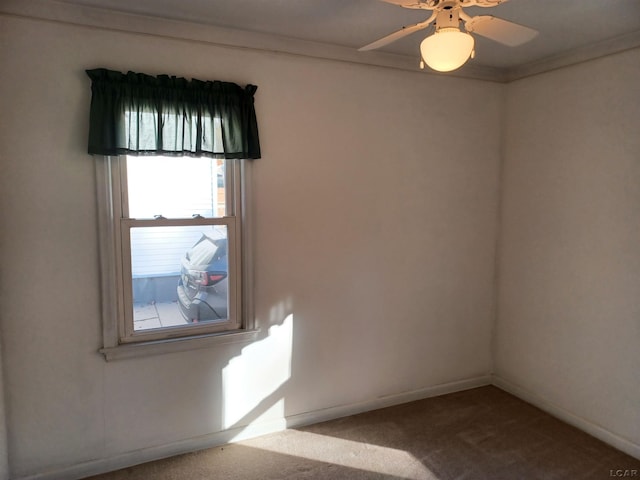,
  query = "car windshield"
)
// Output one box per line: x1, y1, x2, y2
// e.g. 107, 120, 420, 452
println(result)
188, 238, 221, 266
